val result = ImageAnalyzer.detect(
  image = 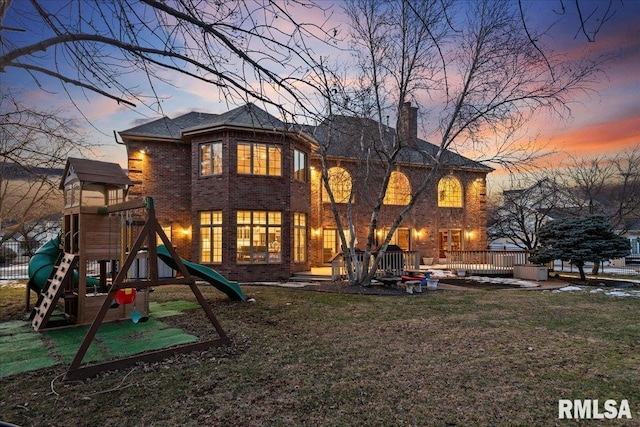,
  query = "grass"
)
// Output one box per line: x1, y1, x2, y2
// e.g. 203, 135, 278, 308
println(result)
0, 282, 639, 426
